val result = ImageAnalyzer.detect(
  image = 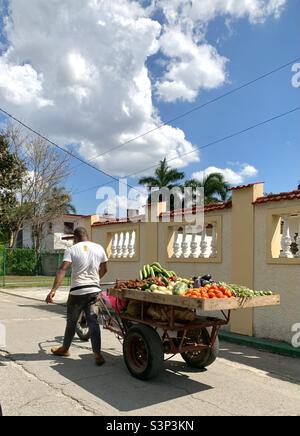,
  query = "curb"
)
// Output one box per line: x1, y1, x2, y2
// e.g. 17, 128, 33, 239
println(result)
219, 331, 300, 359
